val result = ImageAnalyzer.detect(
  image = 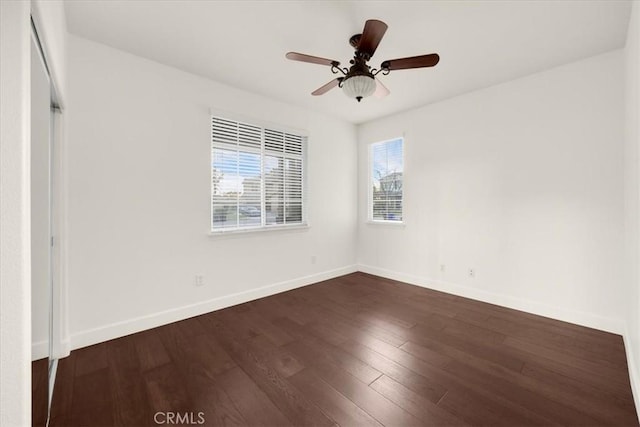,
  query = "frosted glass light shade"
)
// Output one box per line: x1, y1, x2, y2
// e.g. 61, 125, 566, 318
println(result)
342, 75, 376, 101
